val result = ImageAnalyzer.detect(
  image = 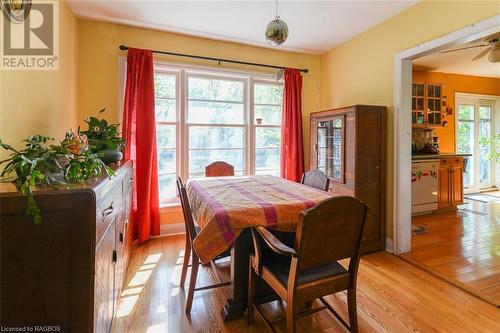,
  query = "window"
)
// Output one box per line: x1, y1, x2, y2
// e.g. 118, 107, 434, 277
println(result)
155, 73, 177, 199
153, 66, 283, 202
254, 83, 283, 176
187, 76, 246, 177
